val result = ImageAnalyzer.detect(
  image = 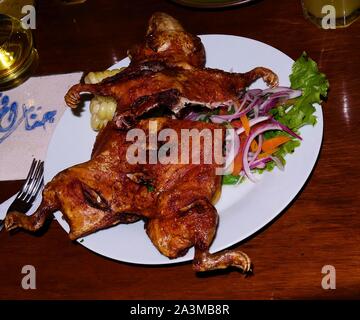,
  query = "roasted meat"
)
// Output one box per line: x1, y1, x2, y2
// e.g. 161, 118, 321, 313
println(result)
5, 118, 251, 272
64, 12, 278, 128
4, 12, 282, 273
128, 12, 206, 69
66, 65, 278, 129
